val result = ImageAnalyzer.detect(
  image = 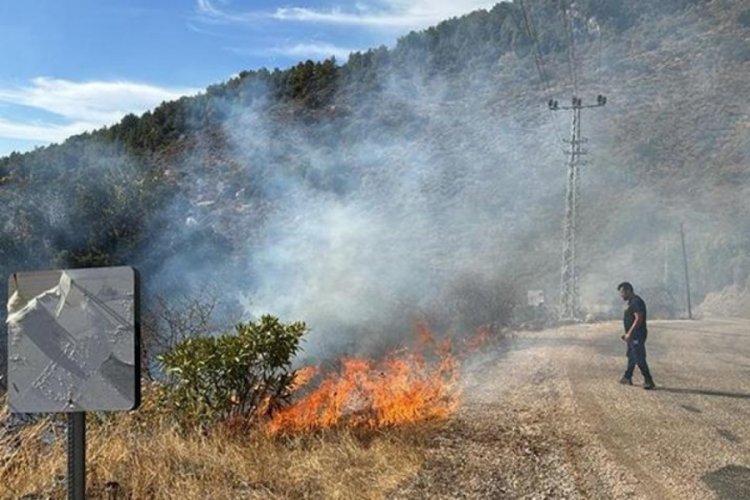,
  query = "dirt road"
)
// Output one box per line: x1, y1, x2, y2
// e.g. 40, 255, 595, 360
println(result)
394, 318, 750, 499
